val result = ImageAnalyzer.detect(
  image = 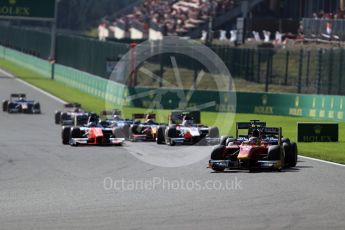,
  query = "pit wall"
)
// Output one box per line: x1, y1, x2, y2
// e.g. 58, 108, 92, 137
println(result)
0, 46, 343, 122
